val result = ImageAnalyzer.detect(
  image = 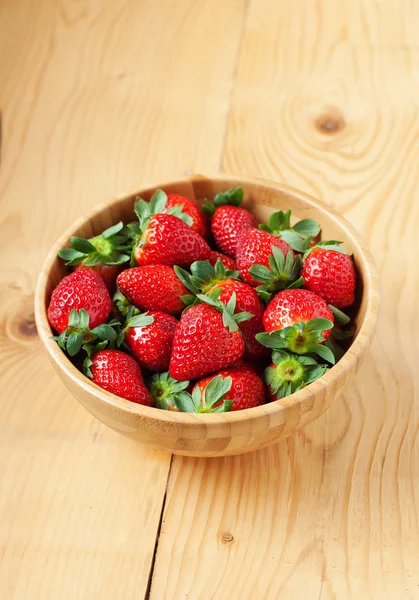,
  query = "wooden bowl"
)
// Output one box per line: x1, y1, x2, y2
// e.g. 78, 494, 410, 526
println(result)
34, 175, 379, 457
